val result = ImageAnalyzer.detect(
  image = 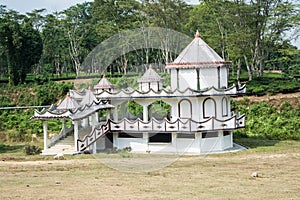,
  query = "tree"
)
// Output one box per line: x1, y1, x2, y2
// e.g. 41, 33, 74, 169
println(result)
0, 8, 42, 85
187, 0, 299, 81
